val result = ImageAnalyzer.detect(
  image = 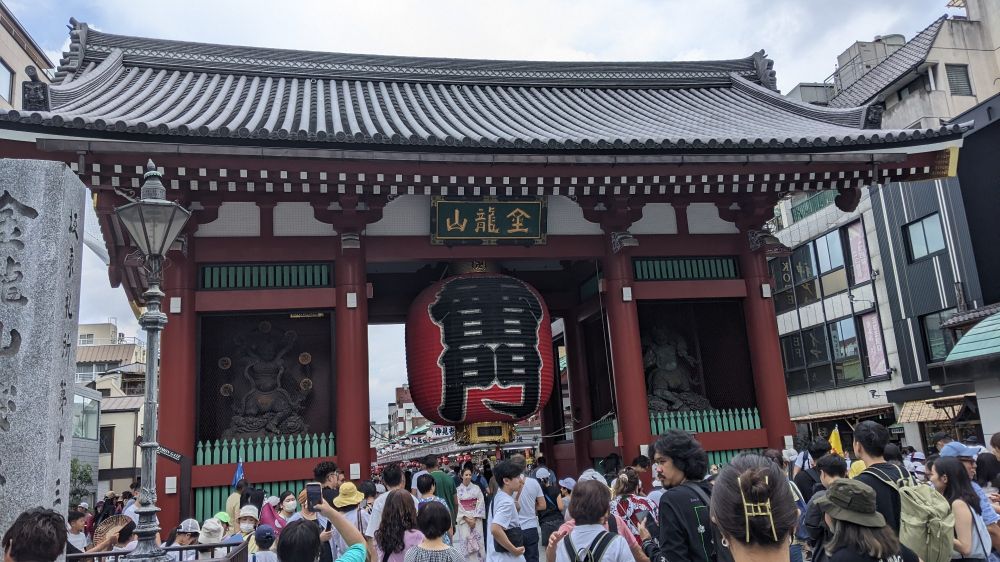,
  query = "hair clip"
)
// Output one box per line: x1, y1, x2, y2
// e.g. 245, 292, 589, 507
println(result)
737, 475, 778, 543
